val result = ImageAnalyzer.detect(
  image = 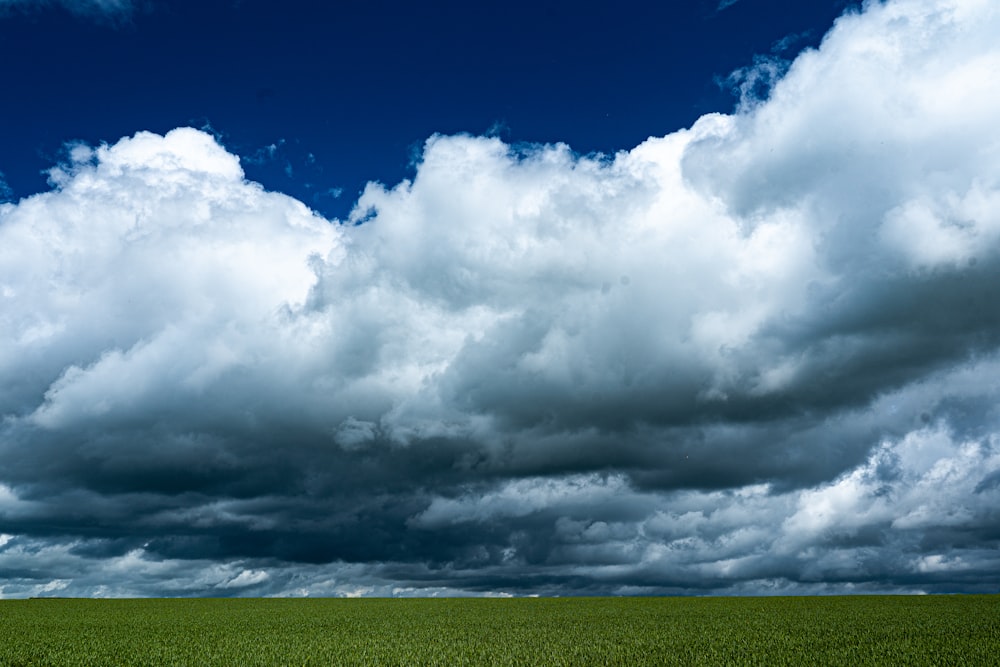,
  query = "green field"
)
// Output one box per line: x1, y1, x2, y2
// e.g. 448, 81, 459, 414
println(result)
0, 595, 997, 665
